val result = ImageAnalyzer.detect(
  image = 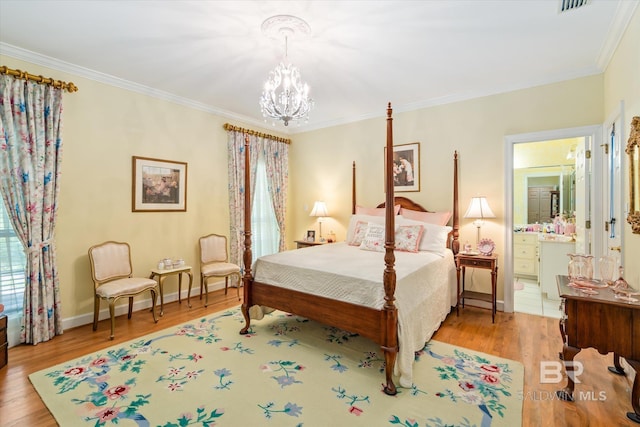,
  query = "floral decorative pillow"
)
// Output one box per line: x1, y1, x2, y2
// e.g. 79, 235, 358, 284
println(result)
359, 223, 386, 252
348, 220, 370, 246
346, 214, 385, 243
396, 216, 452, 255
395, 224, 425, 253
